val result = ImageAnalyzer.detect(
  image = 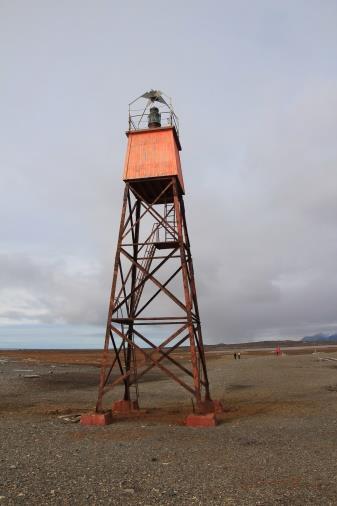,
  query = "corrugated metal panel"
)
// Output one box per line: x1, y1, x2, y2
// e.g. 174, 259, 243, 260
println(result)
123, 127, 185, 192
